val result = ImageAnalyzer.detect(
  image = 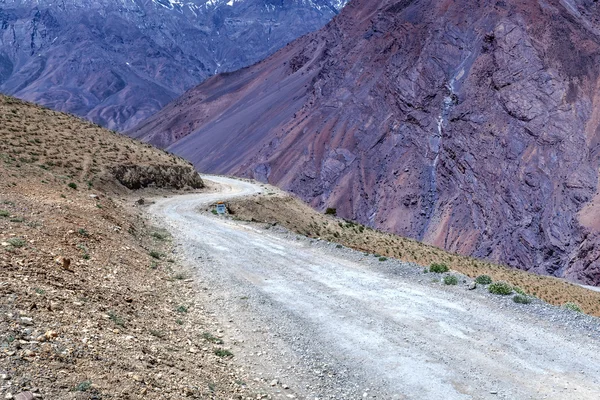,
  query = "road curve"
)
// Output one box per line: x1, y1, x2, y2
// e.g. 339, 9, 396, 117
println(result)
148, 175, 600, 400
